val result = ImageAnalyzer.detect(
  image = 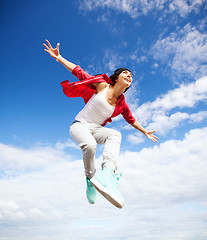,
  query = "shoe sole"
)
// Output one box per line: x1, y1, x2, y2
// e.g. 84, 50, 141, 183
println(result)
87, 199, 95, 204
90, 178, 124, 209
